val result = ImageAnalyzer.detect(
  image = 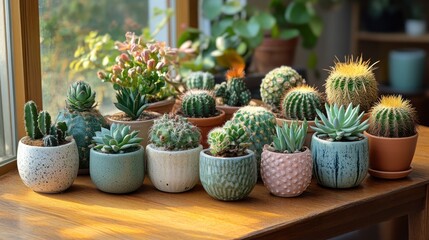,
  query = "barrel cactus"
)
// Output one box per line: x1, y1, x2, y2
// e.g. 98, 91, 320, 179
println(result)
56, 81, 108, 170
215, 64, 251, 106
208, 120, 251, 157
185, 71, 215, 90
260, 66, 306, 109
181, 90, 216, 118
325, 56, 378, 113
367, 95, 417, 138
92, 123, 143, 154
281, 85, 324, 120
